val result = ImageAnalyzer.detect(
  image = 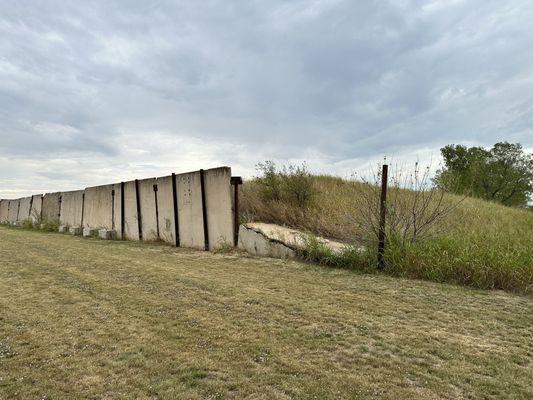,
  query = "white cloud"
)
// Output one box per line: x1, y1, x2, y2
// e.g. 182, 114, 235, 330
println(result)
0, 0, 532, 198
